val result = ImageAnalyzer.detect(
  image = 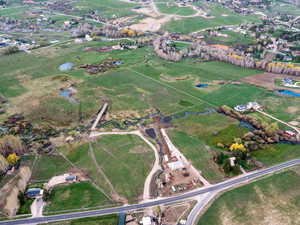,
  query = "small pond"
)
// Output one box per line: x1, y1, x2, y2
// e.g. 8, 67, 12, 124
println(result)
196, 83, 209, 88
59, 89, 78, 103
276, 89, 300, 97
58, 62, 74, 71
